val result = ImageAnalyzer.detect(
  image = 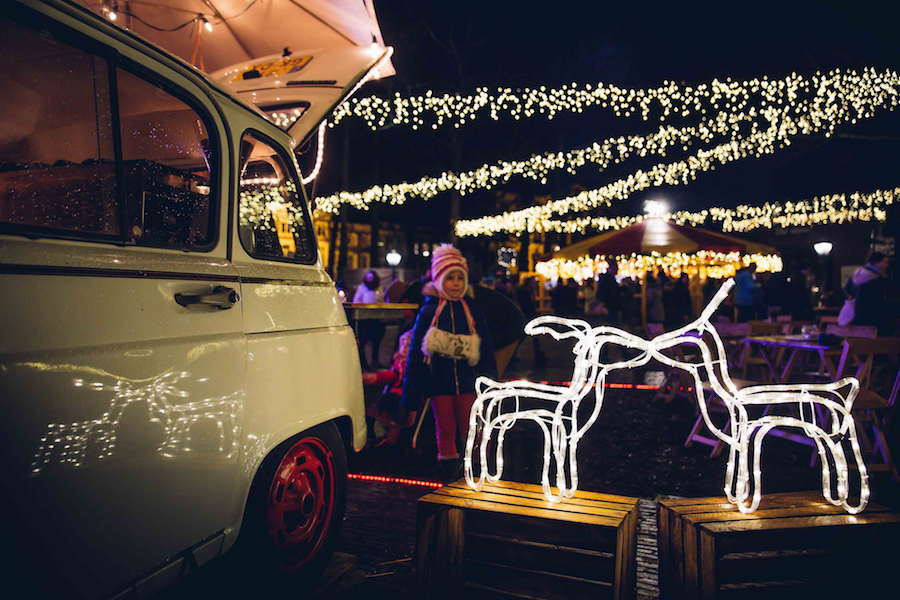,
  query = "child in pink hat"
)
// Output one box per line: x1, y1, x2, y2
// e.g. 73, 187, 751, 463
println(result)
402, 244, 497, 478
